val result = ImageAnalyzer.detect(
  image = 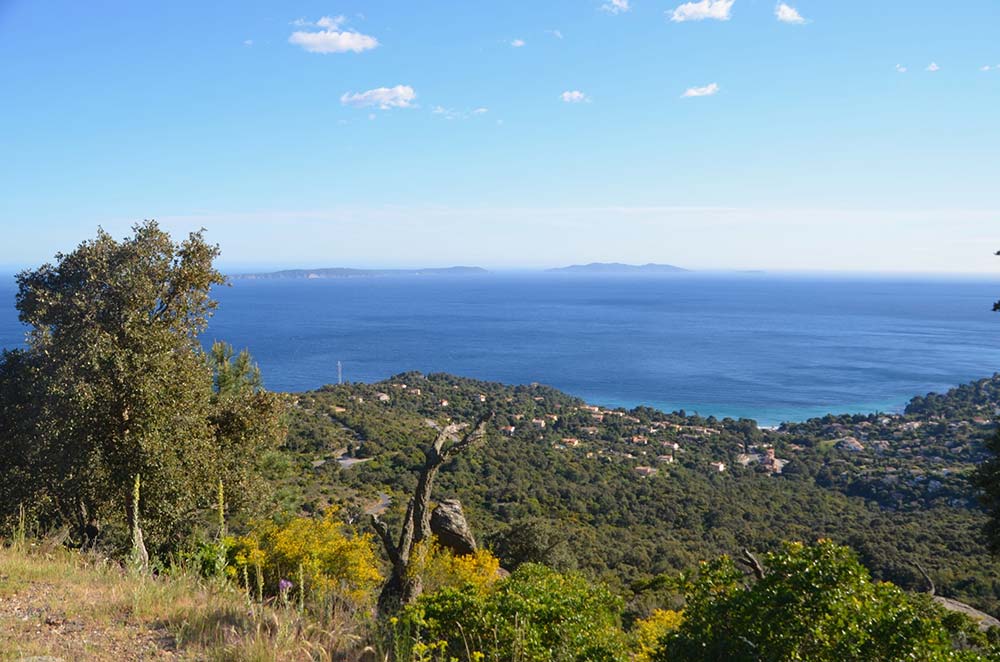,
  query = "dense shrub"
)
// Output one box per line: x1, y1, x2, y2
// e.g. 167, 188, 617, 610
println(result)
632, 609, 683, 662
229, 510, 382, 613
395, 563, 628, 662
408, 540, 503, 596
654, 540, 996, 662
